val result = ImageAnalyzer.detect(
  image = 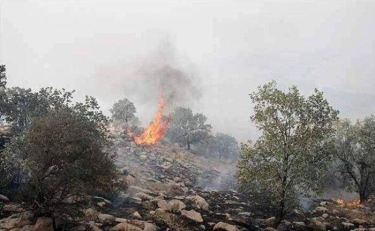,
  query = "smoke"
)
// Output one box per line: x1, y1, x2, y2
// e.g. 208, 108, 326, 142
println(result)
123, 41, 202, 108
